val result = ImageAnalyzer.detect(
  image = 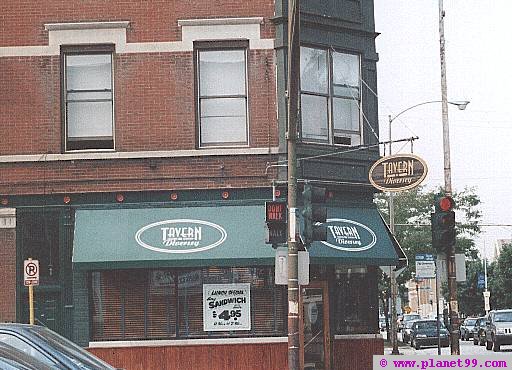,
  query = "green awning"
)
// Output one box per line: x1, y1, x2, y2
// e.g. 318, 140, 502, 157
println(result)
308, 206, 406, 267
72, 204, 405, 270
72, 205, 275, 270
